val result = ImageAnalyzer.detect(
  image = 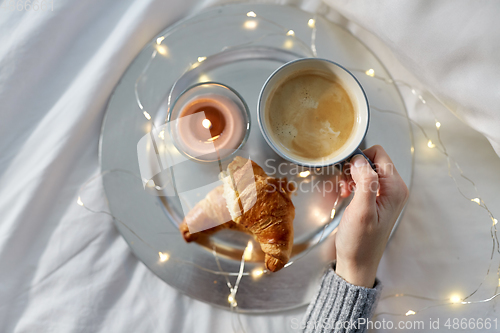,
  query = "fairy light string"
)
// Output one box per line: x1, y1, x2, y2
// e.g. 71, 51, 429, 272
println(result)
357, 67, 500, 316
76, 166, 340, 281
75, 8, 499, 328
